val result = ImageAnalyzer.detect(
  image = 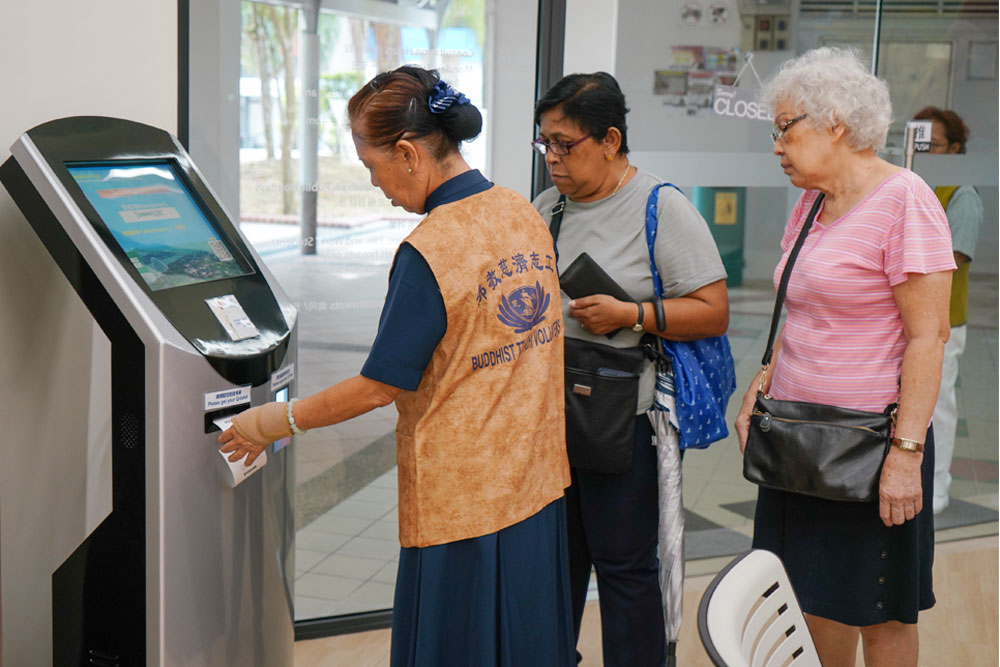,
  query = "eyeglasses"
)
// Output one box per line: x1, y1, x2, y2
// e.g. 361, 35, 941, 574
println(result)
531, 135, 591, 156
770, 114, 808, 143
